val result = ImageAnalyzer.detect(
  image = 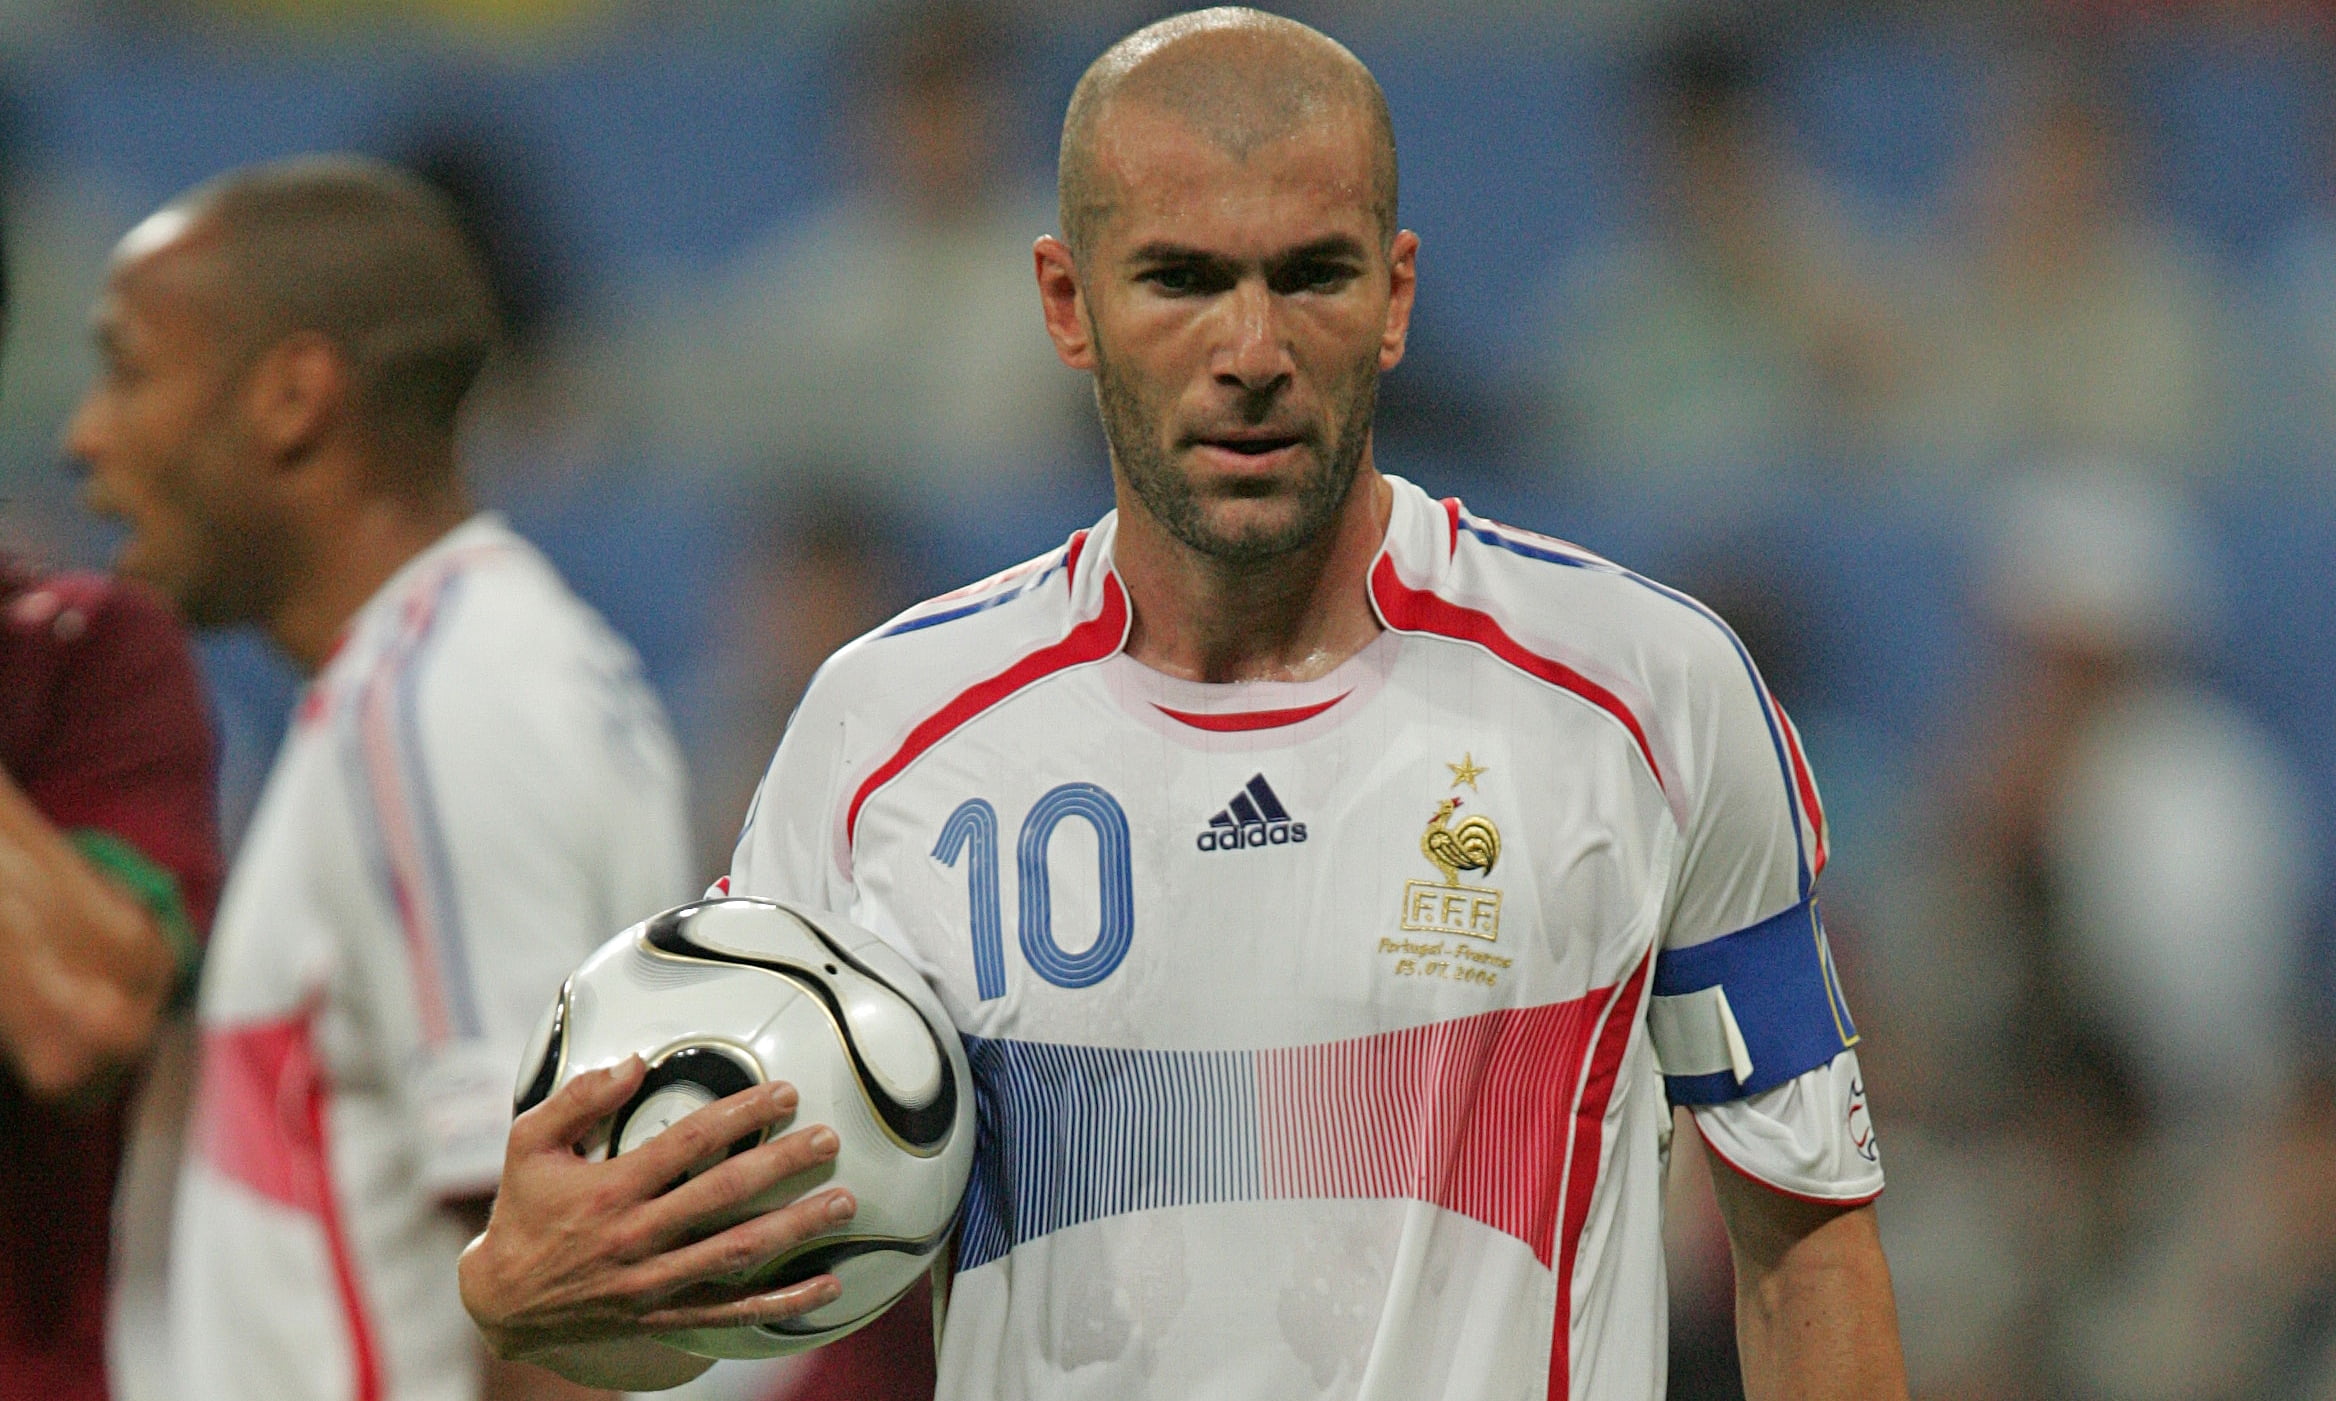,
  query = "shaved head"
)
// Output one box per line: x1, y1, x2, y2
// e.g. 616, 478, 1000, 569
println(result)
1058, 7, 1397, 259
135, 154, 498, 460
